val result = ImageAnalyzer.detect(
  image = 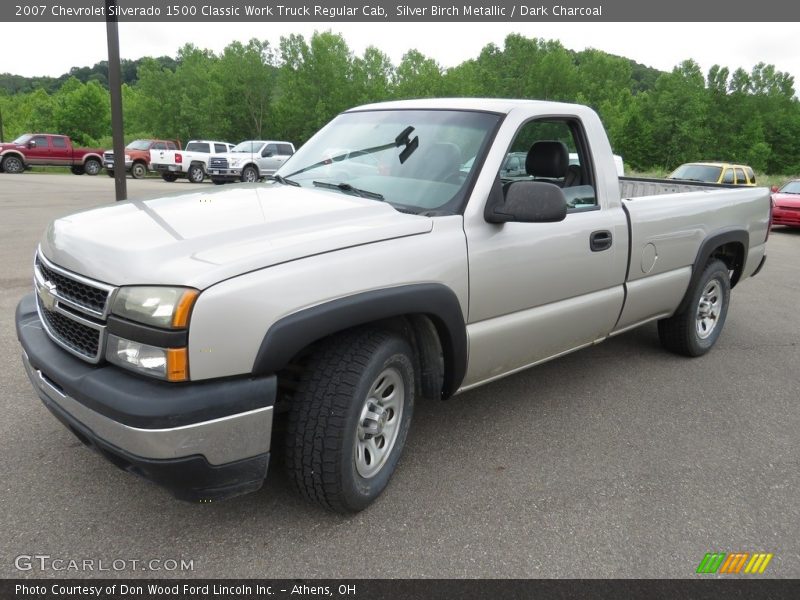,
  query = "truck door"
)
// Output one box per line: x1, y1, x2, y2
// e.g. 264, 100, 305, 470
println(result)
50, 136, 71, 165
259, 143, 281, 175
462, 116, 628, 388
25, 135, 51, 165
